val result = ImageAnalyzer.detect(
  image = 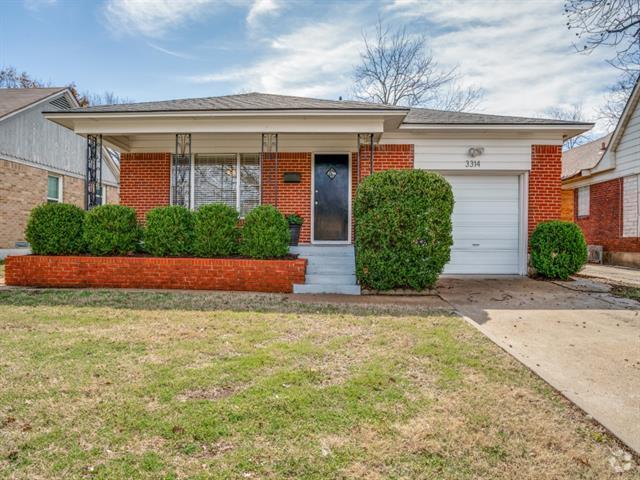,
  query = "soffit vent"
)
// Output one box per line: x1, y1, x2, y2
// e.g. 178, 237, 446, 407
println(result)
49, 96, 72, 110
